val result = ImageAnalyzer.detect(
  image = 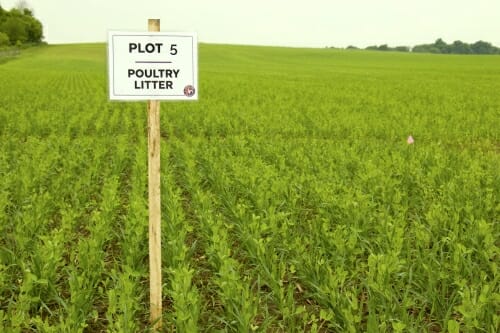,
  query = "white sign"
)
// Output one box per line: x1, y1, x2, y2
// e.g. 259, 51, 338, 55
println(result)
108, 31, 198, 100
